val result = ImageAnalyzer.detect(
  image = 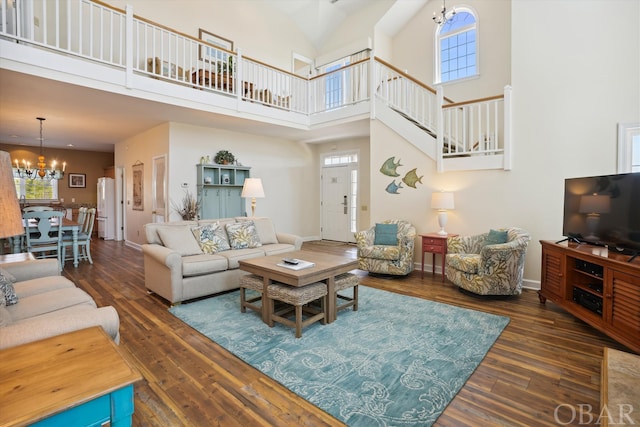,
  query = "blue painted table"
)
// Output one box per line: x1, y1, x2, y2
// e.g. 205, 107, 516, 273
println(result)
0, 327, 142, 427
